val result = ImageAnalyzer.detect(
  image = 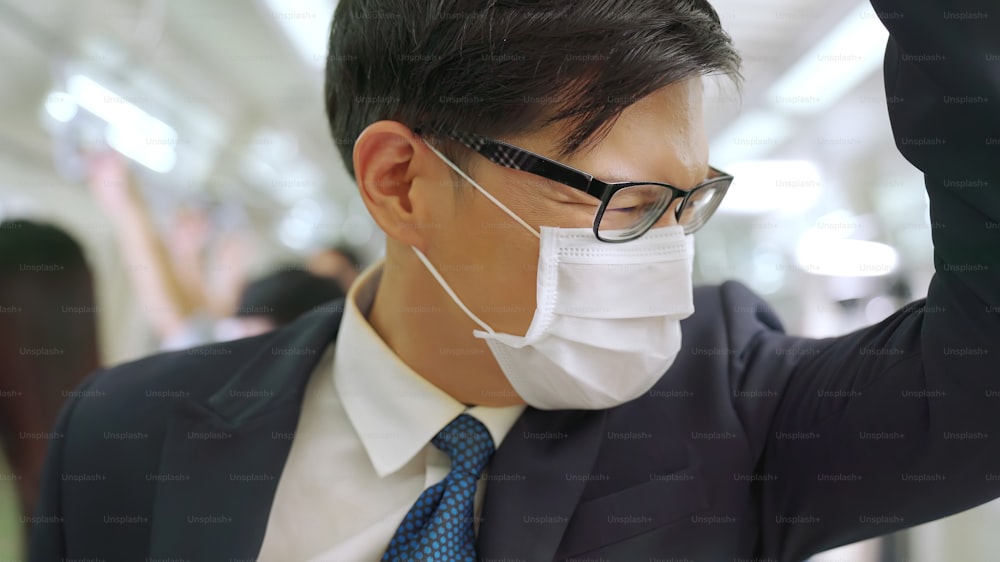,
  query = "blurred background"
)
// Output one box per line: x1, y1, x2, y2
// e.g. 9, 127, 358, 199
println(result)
0, 0, 996, 559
